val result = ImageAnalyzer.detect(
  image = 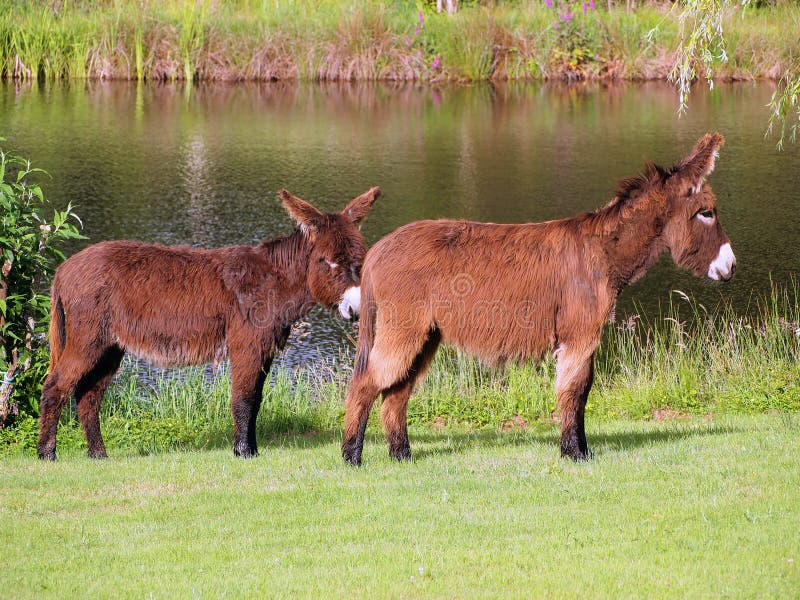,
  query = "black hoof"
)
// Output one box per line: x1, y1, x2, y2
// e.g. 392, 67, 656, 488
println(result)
560, 442, 592, 462
234, 445, 259, 458
342, 442, 363, 466
38, 449, 56, 461
389, 446, 411, 462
